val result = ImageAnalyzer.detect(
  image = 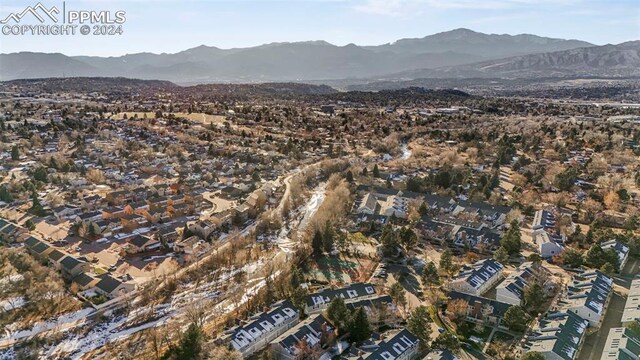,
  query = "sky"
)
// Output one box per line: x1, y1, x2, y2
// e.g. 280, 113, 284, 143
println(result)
0, 0, 638, 56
